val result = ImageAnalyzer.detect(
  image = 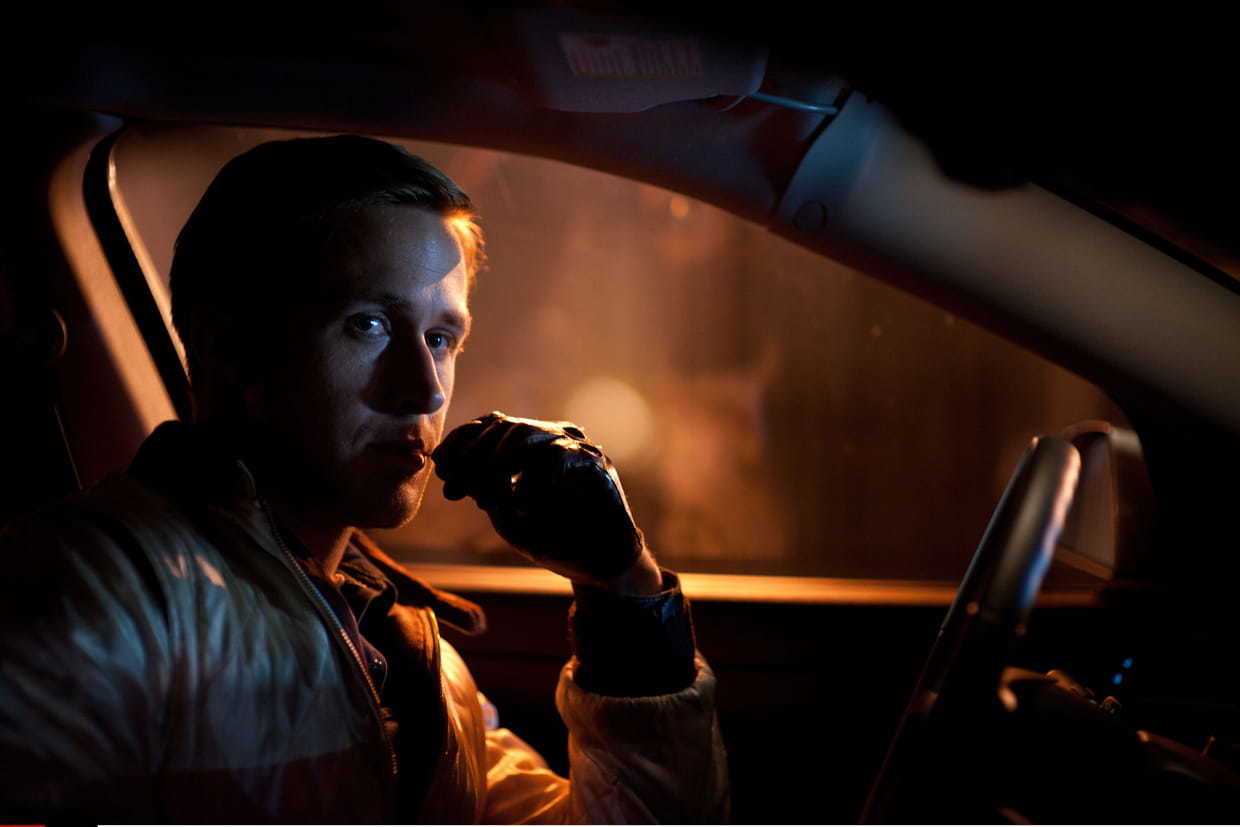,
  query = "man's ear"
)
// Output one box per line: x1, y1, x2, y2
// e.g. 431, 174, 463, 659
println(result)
188, 319, 268, 424
240, 382, 266, 422
196, 370, 268, 426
